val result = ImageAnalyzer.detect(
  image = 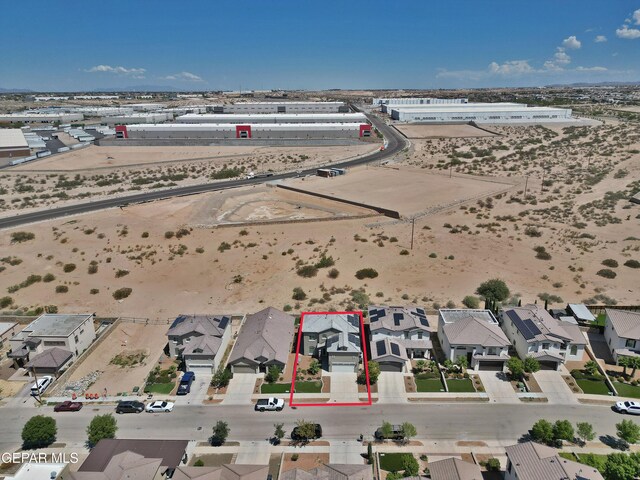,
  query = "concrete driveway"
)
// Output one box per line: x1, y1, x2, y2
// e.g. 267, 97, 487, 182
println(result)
236, 441, 271, 464
328, 373, 359, 403
330, 440, 364, 463
174, 374, 212, 406
533, 368, 578, 404
377, 372, 407, 404
476, 371, 519, 404
223, 373, 259, 405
